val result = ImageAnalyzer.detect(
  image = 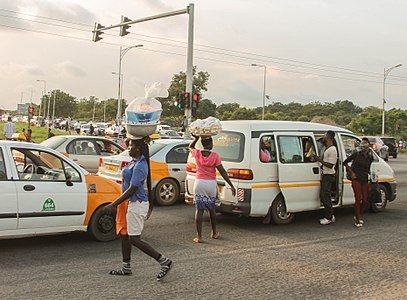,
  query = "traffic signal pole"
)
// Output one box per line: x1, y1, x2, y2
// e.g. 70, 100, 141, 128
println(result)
92, 4, 195, 140
184, 3, 194, 140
